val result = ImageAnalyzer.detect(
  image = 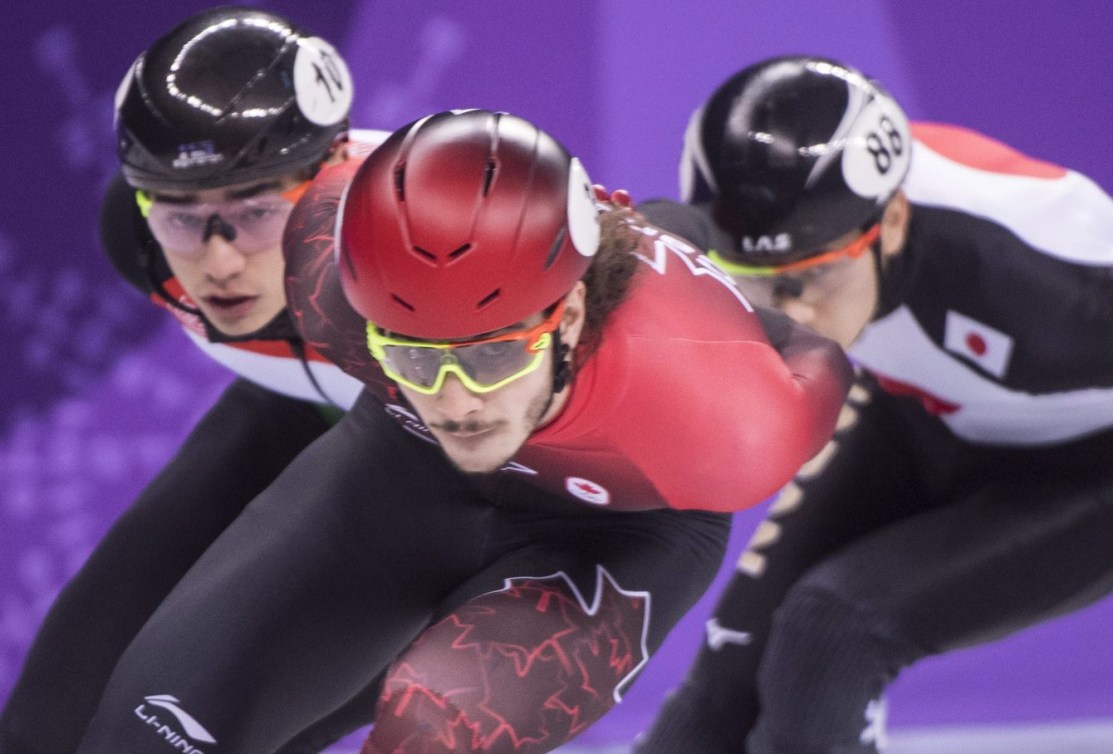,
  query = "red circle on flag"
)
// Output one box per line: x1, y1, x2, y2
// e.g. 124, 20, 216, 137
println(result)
965, 332, 987, 356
